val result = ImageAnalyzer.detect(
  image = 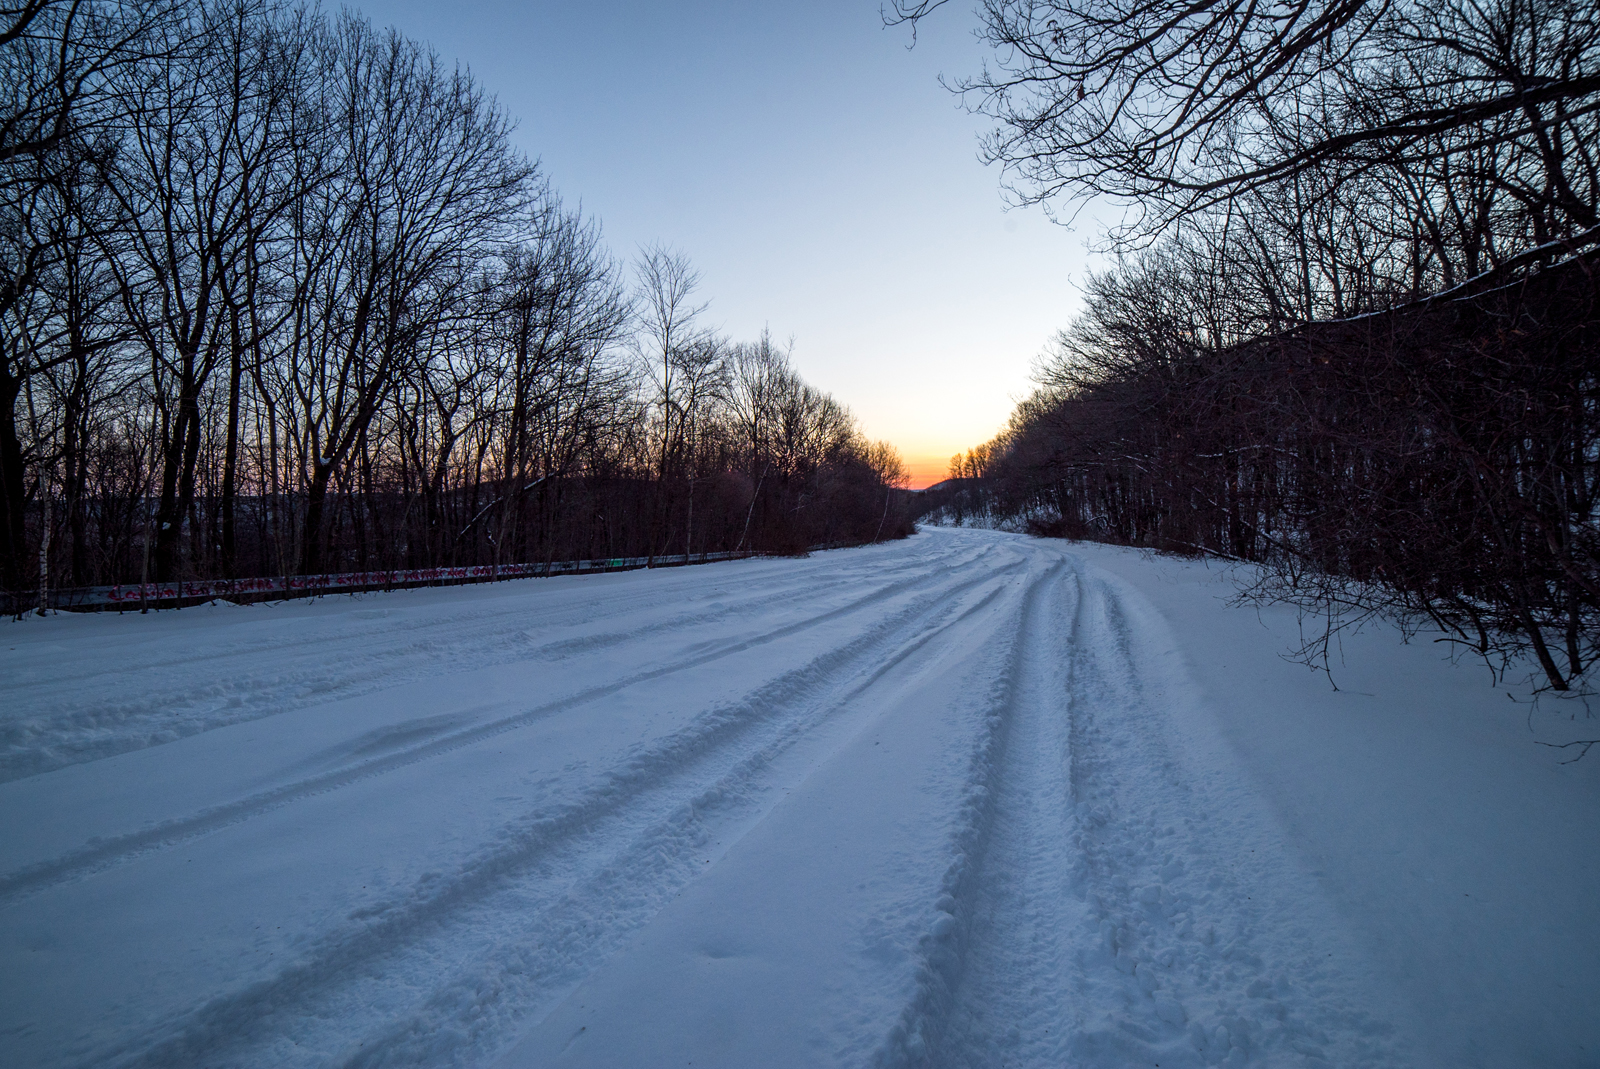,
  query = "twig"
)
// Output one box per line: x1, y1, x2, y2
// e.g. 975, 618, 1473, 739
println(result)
1535, 739, 1600, 764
